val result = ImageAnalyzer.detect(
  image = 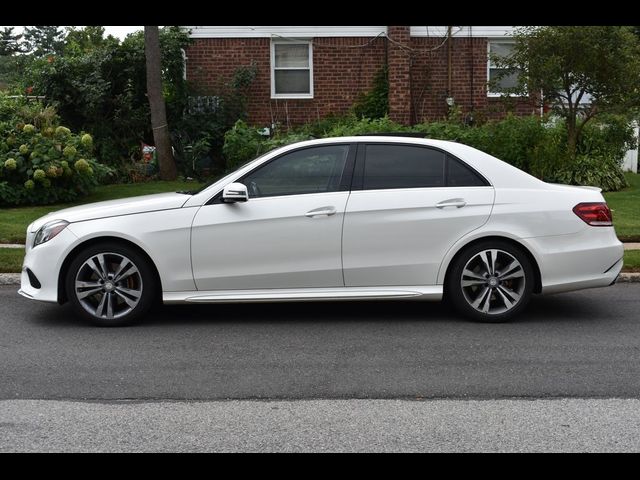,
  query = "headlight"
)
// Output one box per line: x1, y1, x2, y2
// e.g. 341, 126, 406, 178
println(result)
33, 220, 69, 248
